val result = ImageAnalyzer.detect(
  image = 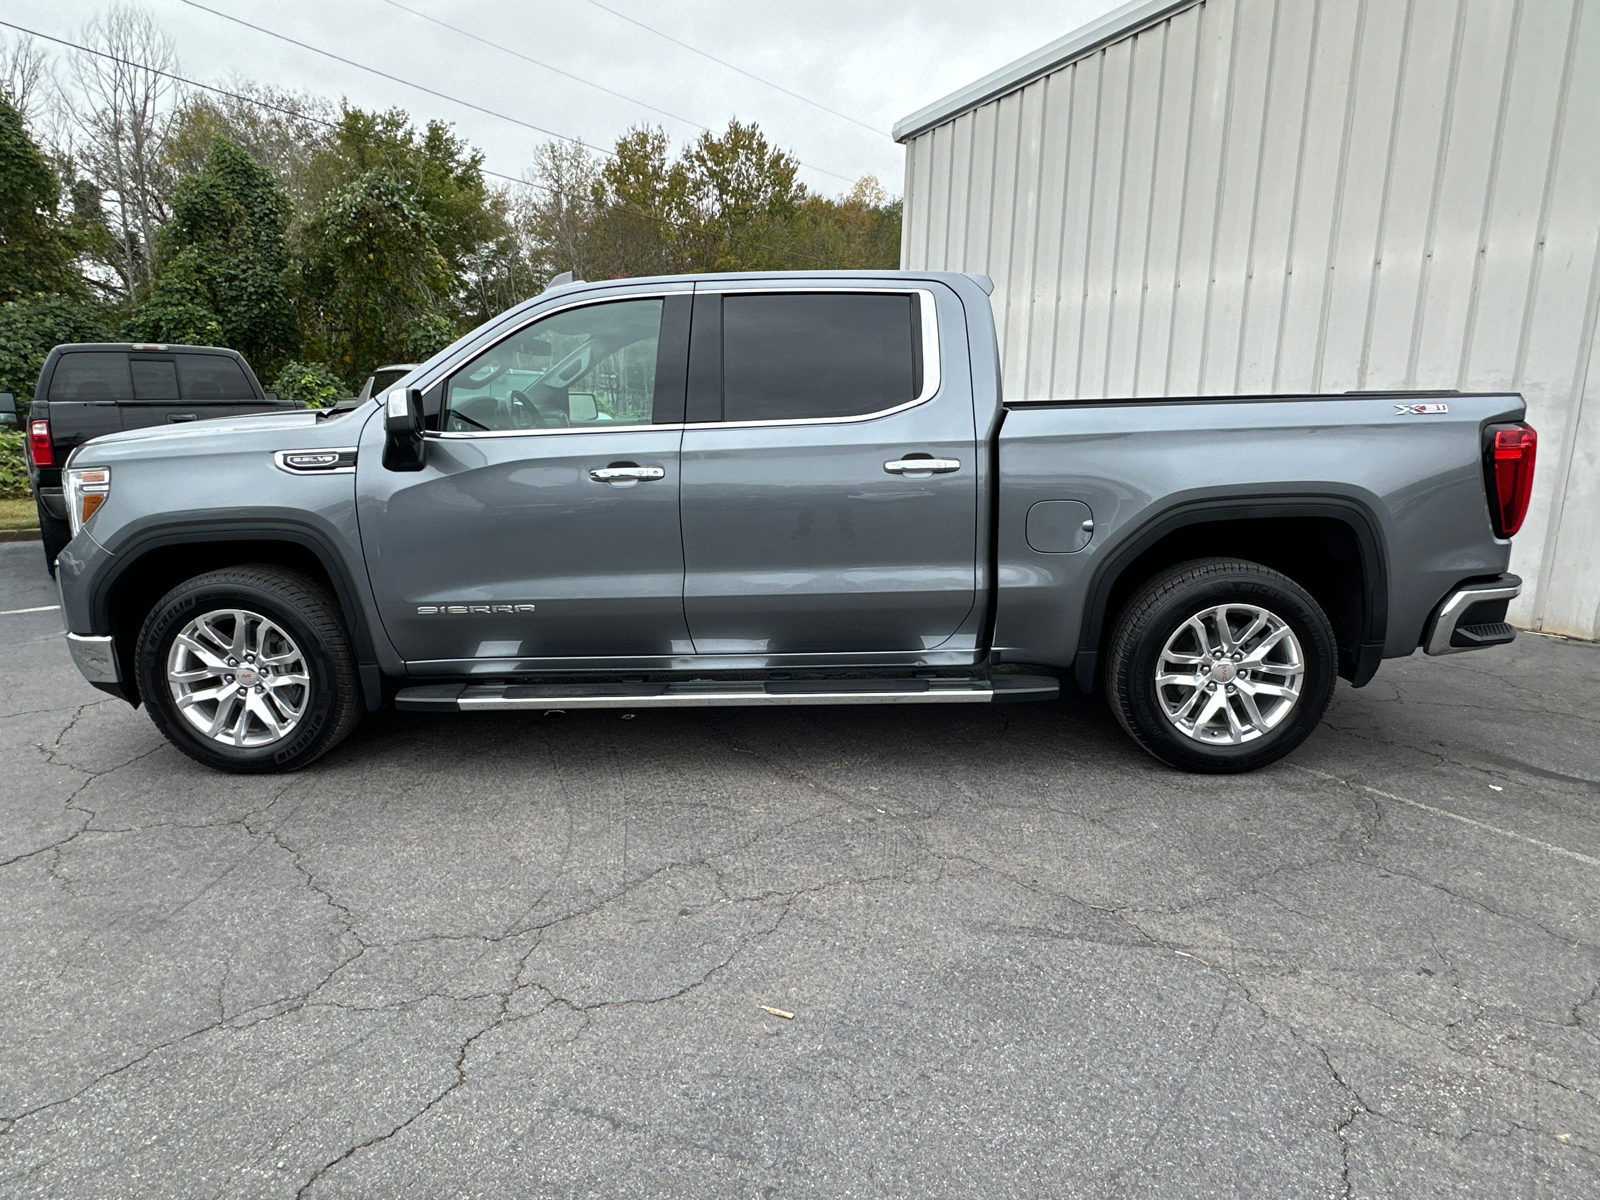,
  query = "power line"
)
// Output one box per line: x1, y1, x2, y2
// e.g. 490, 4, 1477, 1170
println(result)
177, 0, 609, 154
378, 0, 706, 133
584, 0, 888, 139
0, 18, 833, 268
379, 0, 858, 186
